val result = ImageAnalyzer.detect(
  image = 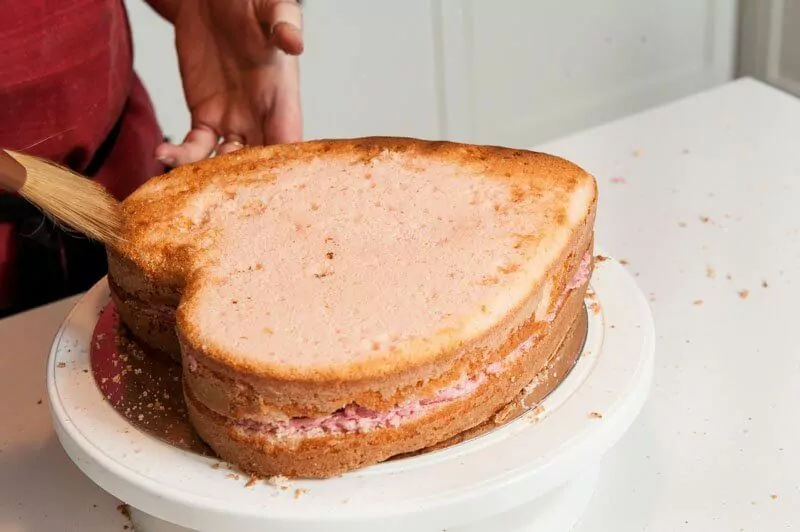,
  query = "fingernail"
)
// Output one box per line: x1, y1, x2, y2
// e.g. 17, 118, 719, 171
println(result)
157, 155, 177, 167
